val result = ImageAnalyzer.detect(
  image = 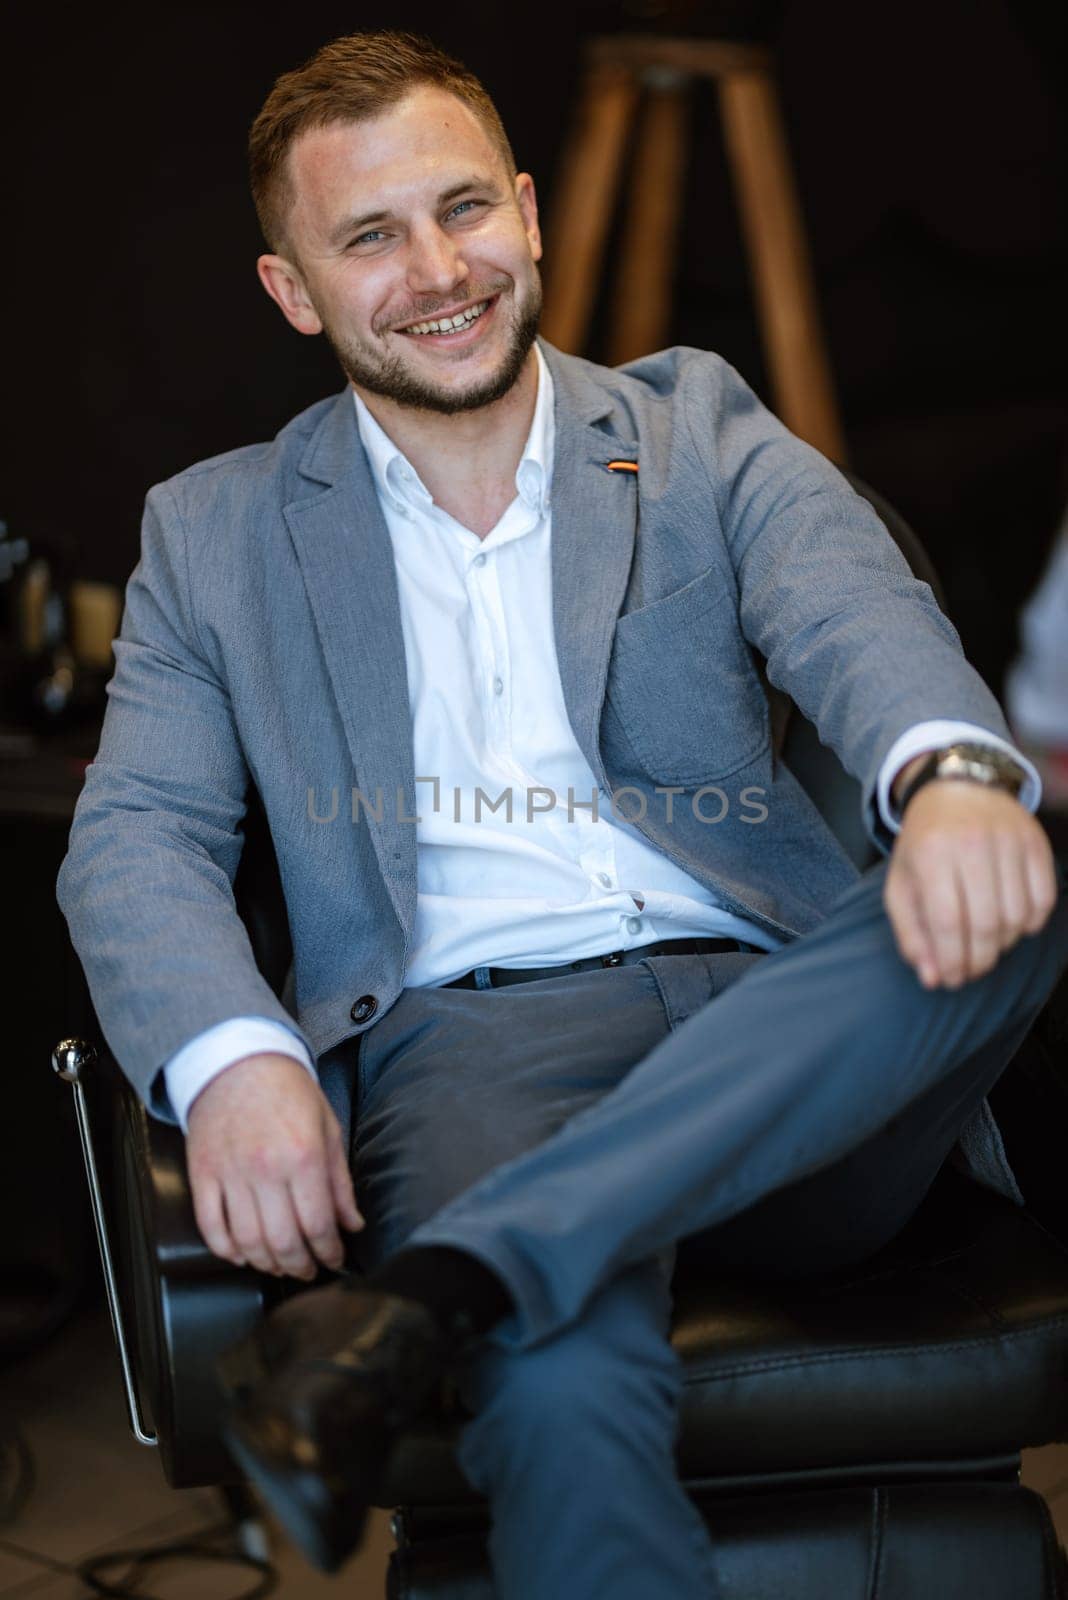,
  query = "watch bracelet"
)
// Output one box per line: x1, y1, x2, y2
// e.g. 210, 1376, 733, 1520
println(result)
897, 745, 1026, 817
